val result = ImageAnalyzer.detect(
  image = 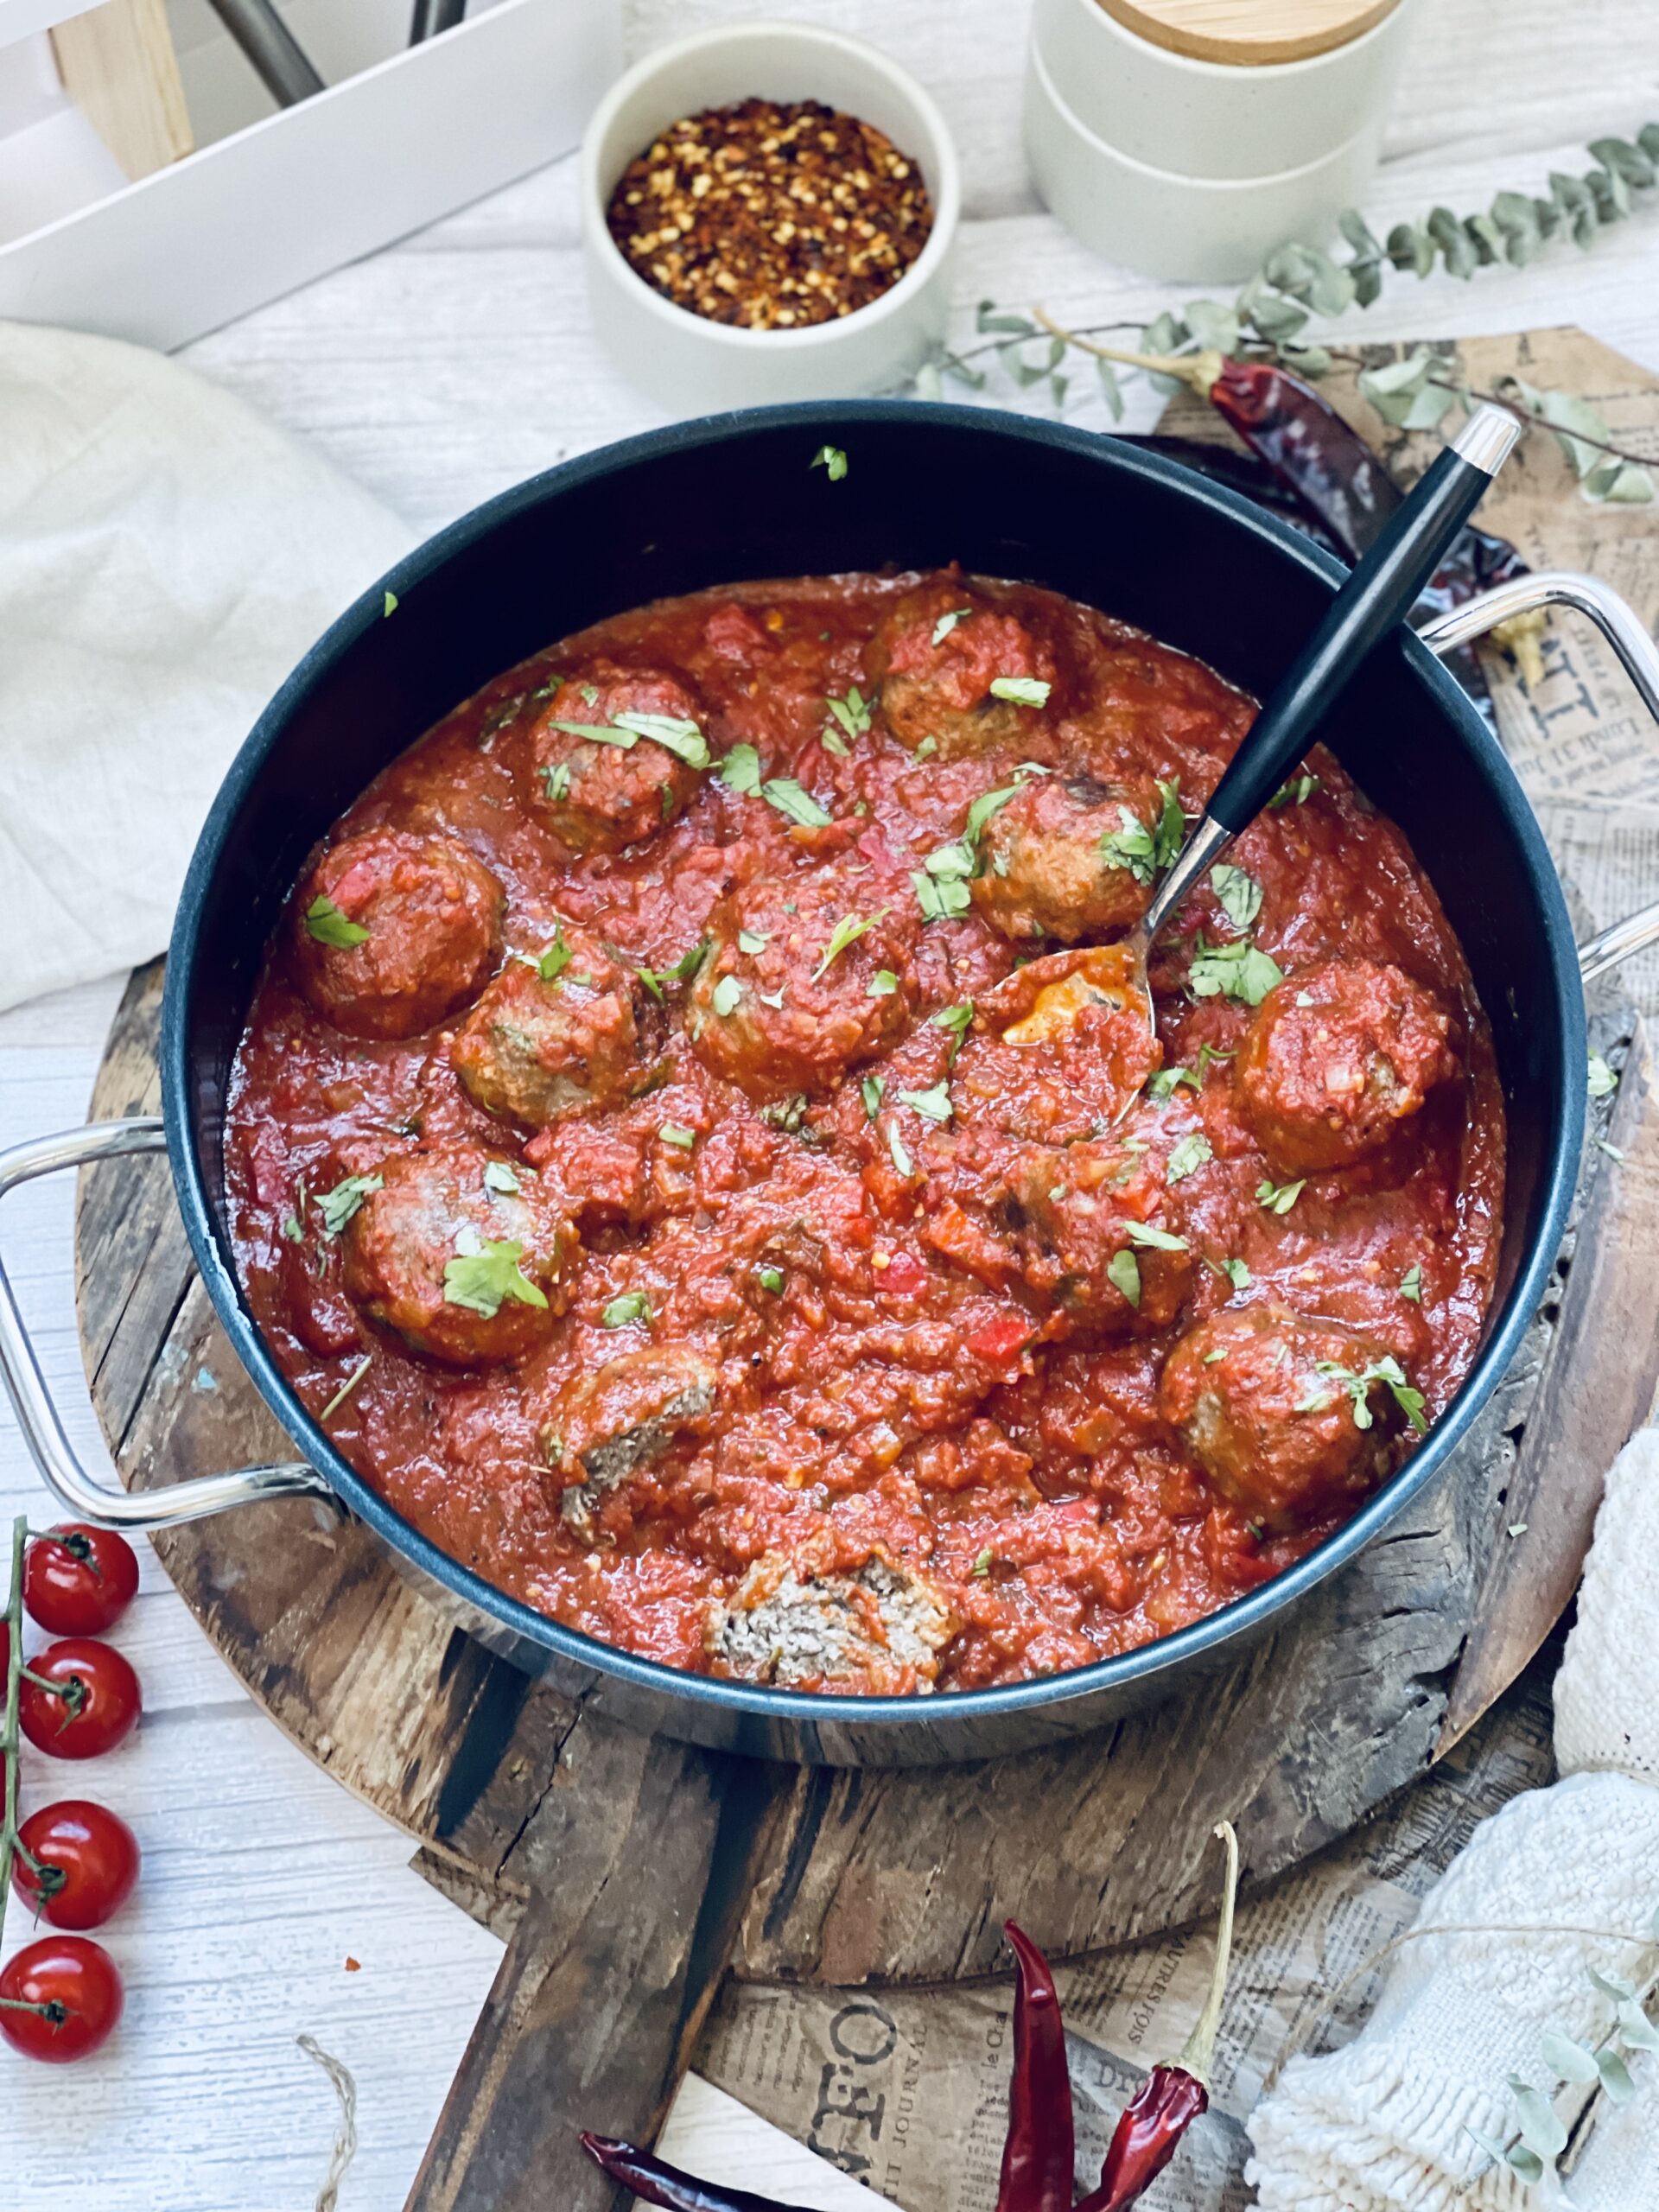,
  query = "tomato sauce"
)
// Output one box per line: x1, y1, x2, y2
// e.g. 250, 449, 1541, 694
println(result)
226, 571, 1505, 1696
